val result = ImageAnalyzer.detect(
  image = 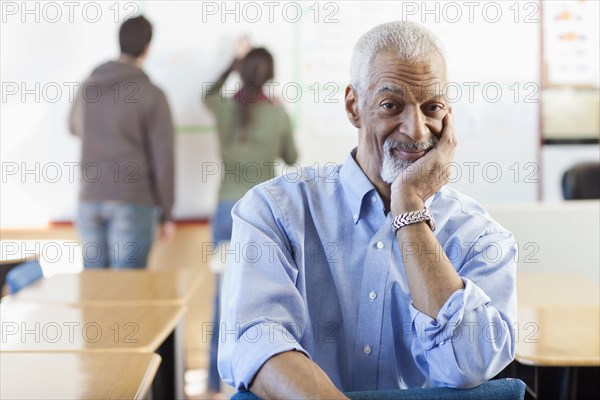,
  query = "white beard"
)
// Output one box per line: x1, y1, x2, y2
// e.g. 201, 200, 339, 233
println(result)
380, 136, 439, 184
380, 140, 413, 184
